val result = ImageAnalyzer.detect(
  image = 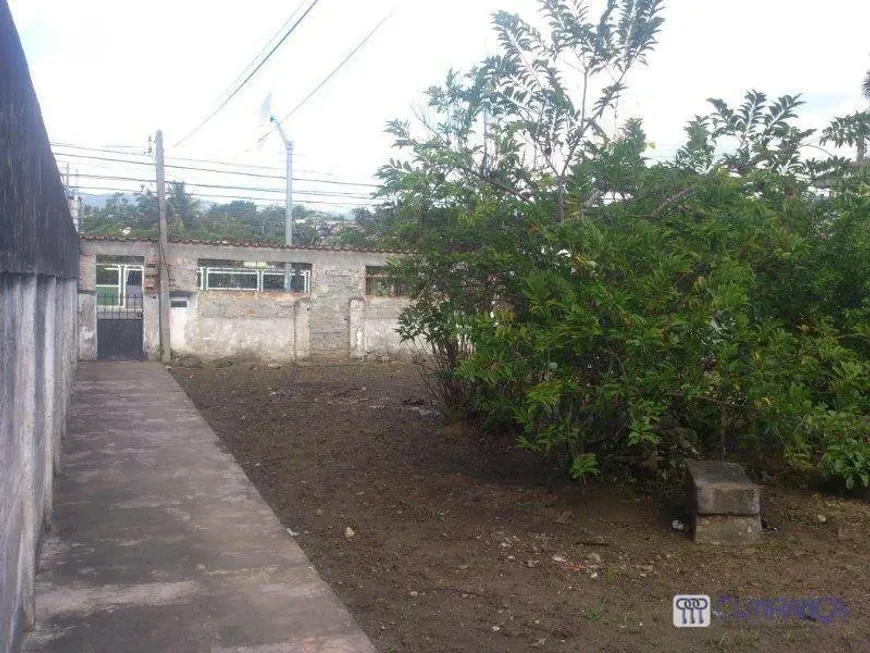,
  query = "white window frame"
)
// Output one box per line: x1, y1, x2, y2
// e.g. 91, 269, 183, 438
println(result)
96, 264, 144, 307
196, 264, 311, 293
